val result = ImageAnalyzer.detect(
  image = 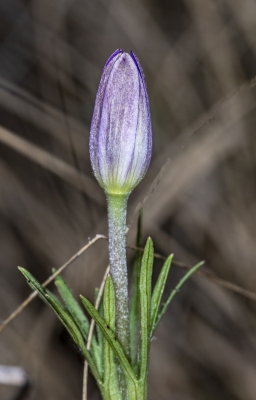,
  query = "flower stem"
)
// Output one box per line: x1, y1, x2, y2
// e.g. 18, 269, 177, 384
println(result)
107, 193, 130, 399
107, 193, 130, 356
